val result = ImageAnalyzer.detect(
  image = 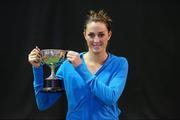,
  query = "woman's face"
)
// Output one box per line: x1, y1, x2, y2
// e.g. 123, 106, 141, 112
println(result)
84, 22, 112, 54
